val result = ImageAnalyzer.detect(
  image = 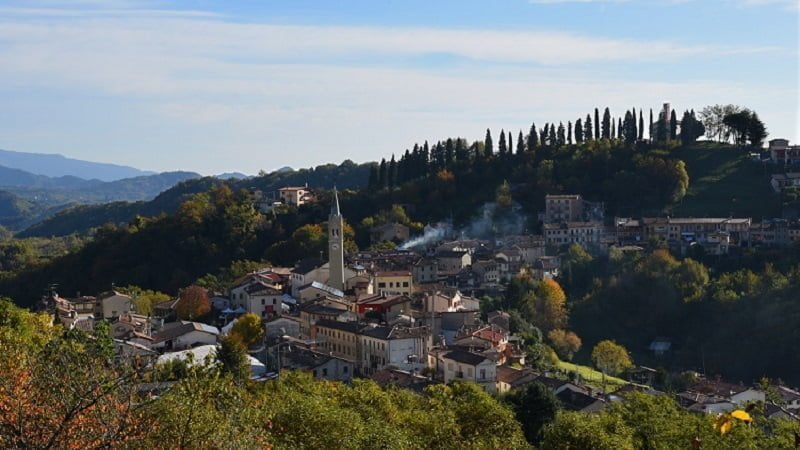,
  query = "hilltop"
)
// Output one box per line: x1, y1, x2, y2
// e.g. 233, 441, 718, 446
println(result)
0, 148, 152, 181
